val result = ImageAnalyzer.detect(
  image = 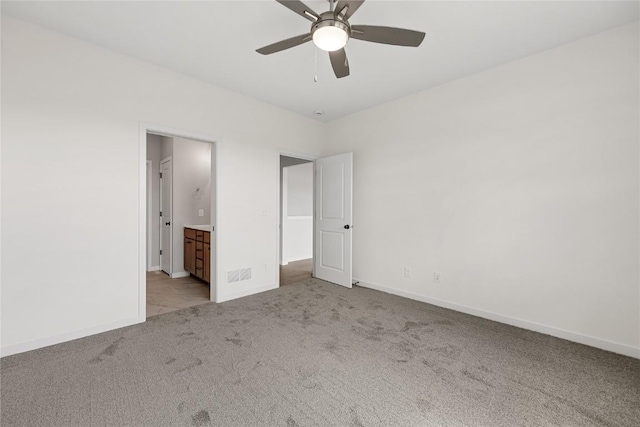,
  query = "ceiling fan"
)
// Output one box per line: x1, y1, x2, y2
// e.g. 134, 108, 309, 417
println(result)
256, 0, 426, 79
